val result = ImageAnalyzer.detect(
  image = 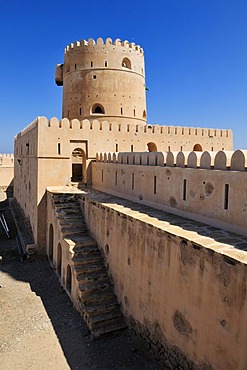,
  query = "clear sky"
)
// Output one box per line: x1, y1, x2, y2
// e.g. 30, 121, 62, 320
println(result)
0, 0, 246, 152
